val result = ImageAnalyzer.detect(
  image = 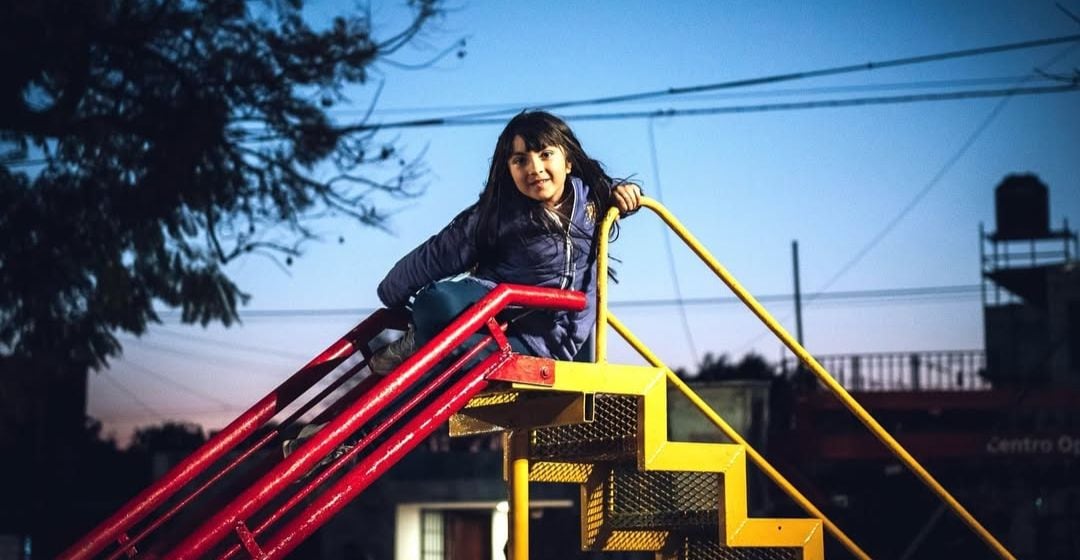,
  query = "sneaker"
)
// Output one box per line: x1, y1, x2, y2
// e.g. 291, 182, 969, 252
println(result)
281, 422, 355, 480
369, 326, 417, 376
282, 422, 327, 458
